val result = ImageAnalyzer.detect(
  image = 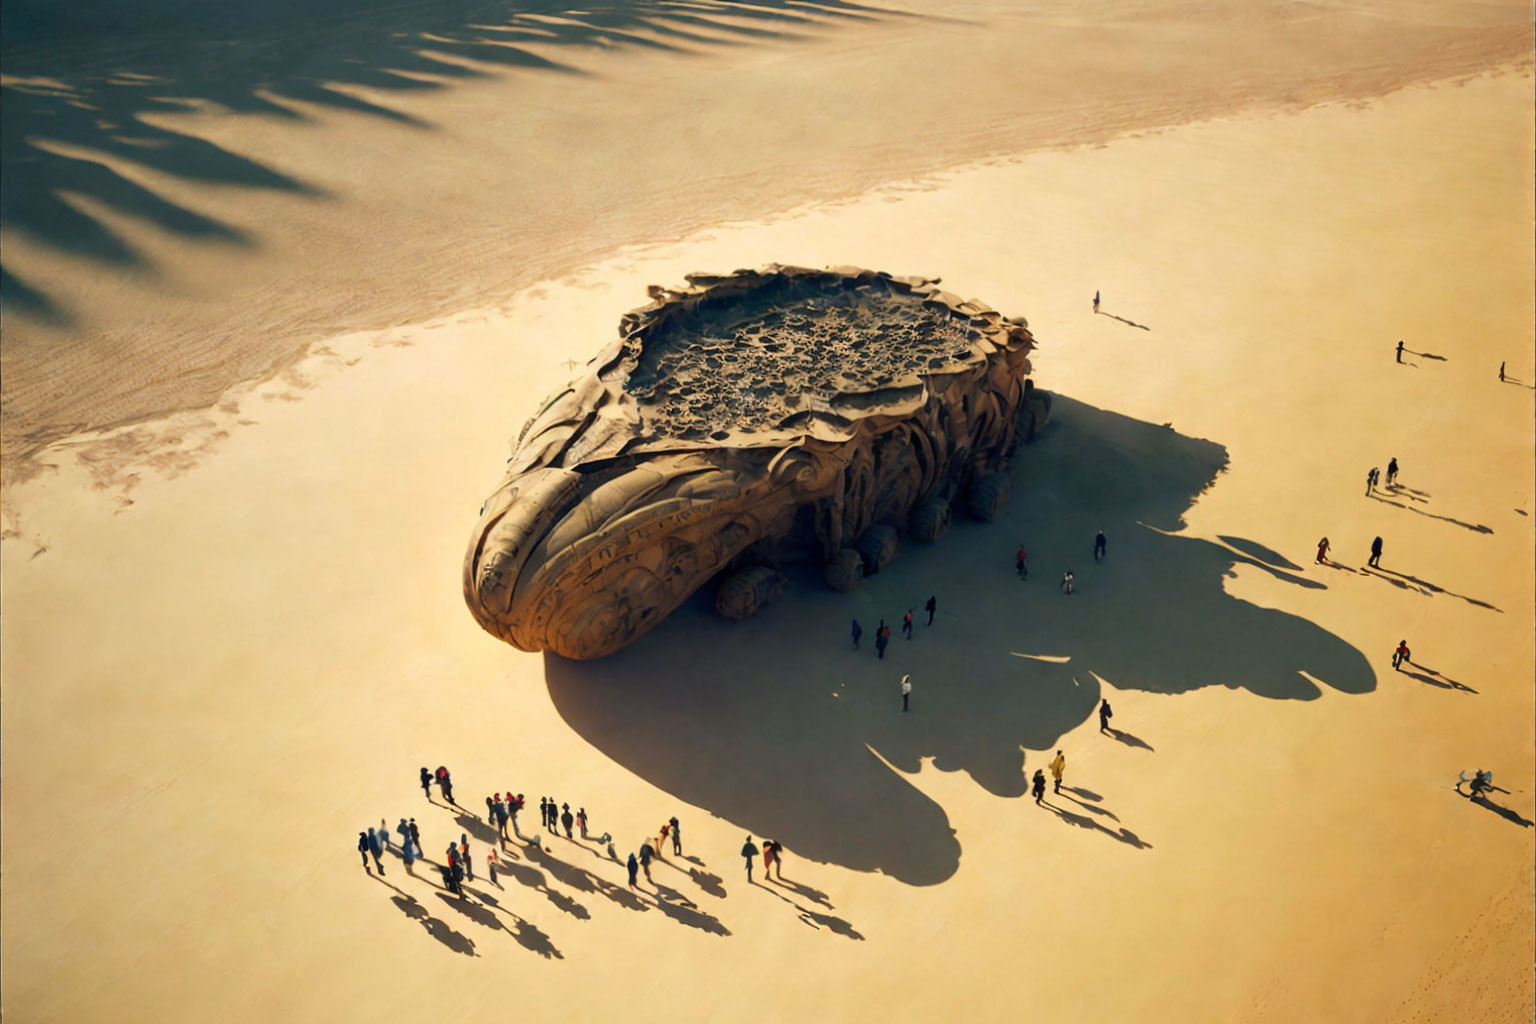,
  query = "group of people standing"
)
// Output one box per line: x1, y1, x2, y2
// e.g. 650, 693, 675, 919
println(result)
851, 595, 938, 660
738, 836, 787, 883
